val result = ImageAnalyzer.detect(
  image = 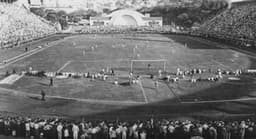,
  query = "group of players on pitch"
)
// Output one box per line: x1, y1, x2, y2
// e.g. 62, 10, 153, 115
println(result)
25, 64, 244, 86
5, 64, 245, 101
161, 68, 243, 83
